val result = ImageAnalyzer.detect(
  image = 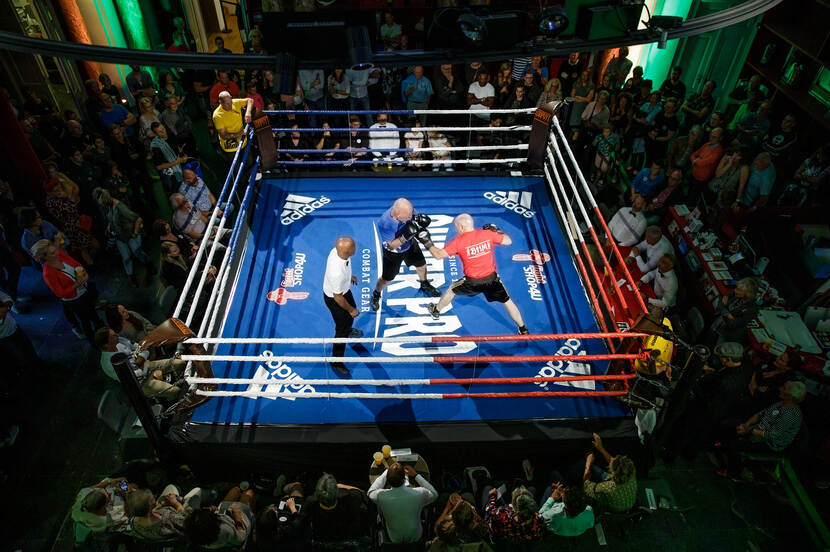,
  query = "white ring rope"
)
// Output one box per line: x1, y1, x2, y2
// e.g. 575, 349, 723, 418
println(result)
406, 158, 527, 165
182, 355, 478, 363
198, 390, 445, 399
410, 144, 528, 153
183, 332, 640, 345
